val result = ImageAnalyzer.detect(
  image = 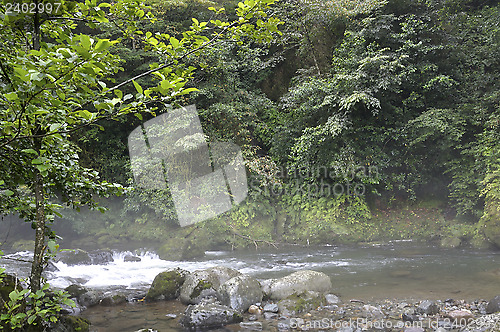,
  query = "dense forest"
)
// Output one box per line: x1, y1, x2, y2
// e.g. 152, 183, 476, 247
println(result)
45, 0, 500, 255
1, 0, 500, 267
0, 0, 499, 329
